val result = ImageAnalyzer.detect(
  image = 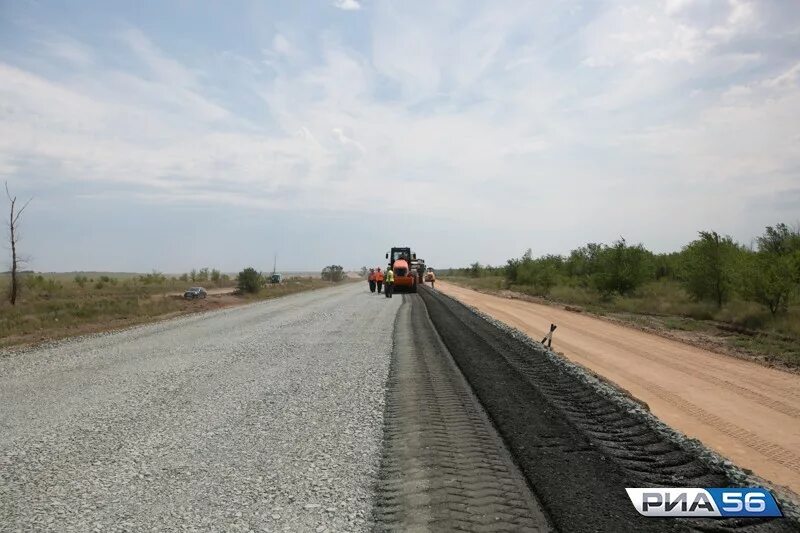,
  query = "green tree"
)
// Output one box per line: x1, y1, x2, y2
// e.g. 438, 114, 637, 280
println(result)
517, 255, 562, 295
506, 248, 533, 284
680, 231, 741, 308
210, 269, 221, 284
139, 271, 164, 285
566, 243, 603, 286
237, 267, 263, 293
653, 252, 681, 280
469, 262, 482, 278
593, 238, 652, 296
359, 266, 368, 277
190, 269, 198, 282
742, 223, 800, 315
197, 268, 210, 282
179, 273, 189, 282
756, 223, 800, 256
742, 253, 794, 315
321, 265, 345, 282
